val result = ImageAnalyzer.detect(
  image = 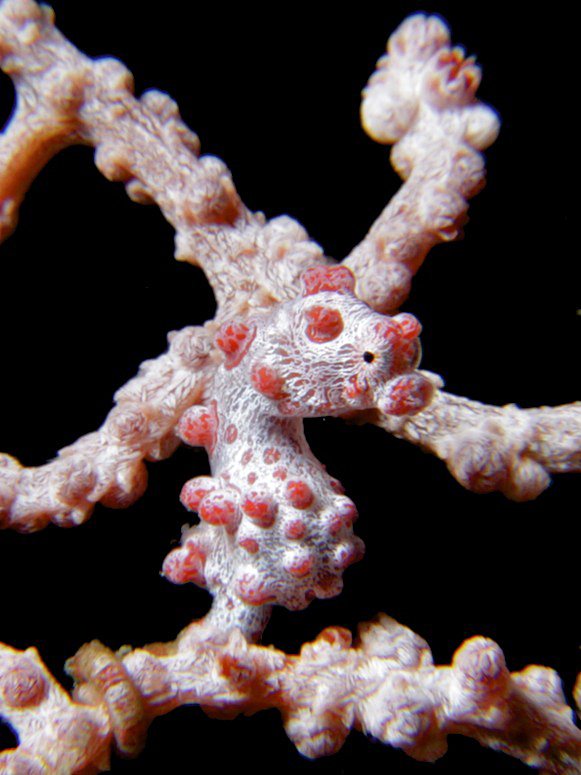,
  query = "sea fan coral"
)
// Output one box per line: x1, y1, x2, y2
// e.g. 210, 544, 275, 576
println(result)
0, 3, 579, 773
